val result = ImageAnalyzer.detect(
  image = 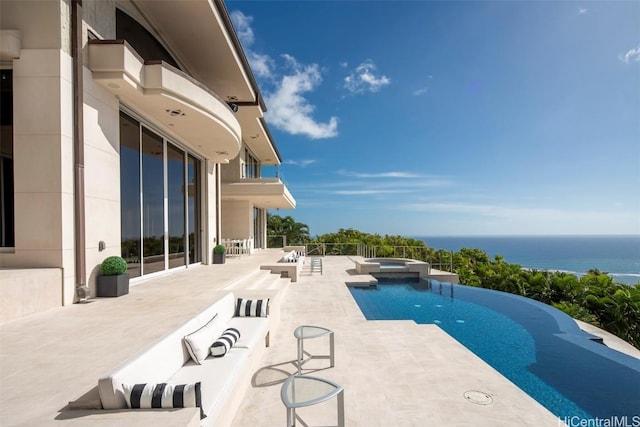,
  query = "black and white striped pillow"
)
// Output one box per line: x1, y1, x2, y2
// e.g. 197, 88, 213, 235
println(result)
122, 382, 205, 419
210, 328, 240, 357
234, 298, 269, 317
